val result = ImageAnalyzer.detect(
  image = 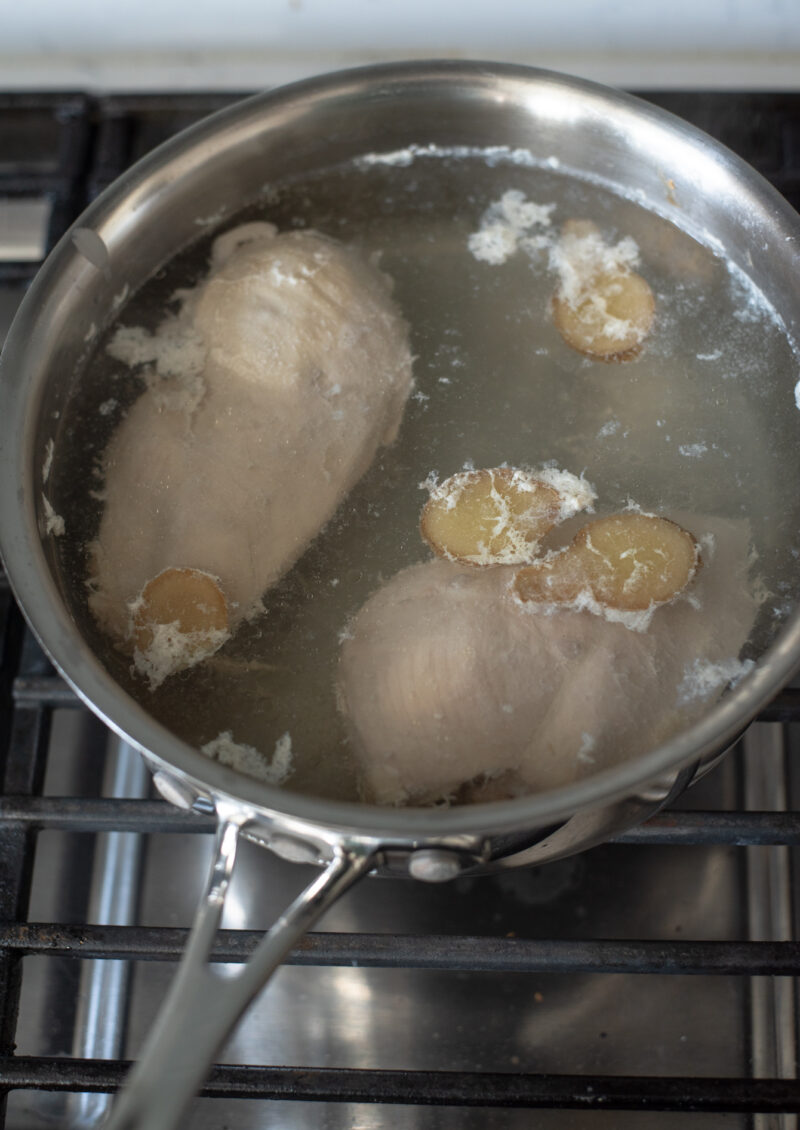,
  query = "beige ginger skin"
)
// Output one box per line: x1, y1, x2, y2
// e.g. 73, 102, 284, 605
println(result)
514, 513, 701, 614
420, 467, 700, 616
551, 219, 656, 362
421, 468, 566, 566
